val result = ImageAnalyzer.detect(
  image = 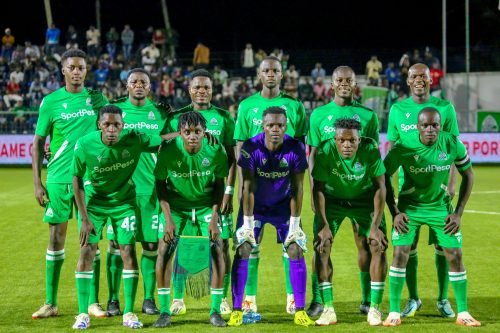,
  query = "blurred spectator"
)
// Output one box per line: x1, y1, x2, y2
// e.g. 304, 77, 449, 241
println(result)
213, 65, 228, 84
384, 62, 400, 87
36, 63, 49, 83
399, 53, 410, 95
281, 53, 289, 72
285, 64, 299, 81
3, 79, 22, 108
45, 24, 61, 56
2, 28, 15, 60
241, 43, 255, 78
141, 26, 154, 49
11, 45, 25, 64
366, 55, 382, 86
141, 51, 156, 73
270, 48, 283, 60
65, 25, 79, 49
235, 77, 251, 102
311, 62, 326, 81
159, 74, 174, 105
193, 42, 210, 69
11, 100, 26, 133
410, 48, 423, 64
86, 25, 101, 58
430, 62, 444, 97
94, 63, 109, 88
153, 29, 167, 57
254, 48, 267, 67
424, 47, 440, 68
313, 77, 328, 107
45, 75, 60, 93
221, 80, 235, 108
24, 41, 41, 61
105, 27, 119, 60
284, 78, 298, 98
9, 66, 24, 85
121, 24, 134, 60
298, 77, 314, 107
28, 77, 44, 107
141, 43, 160, 65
